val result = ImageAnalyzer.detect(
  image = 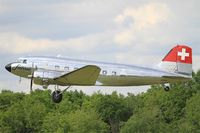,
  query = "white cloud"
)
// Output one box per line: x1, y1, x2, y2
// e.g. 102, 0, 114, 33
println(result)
0, 3, 9, 14
193, 55, 200, 72
115, 52, 162, 67
114, 3, 170, 46
0, 31, 113, 54
115, 51, 200, 72
115, 3, 170, 29
49, 0, 119, 24
0, 0, 200, 95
